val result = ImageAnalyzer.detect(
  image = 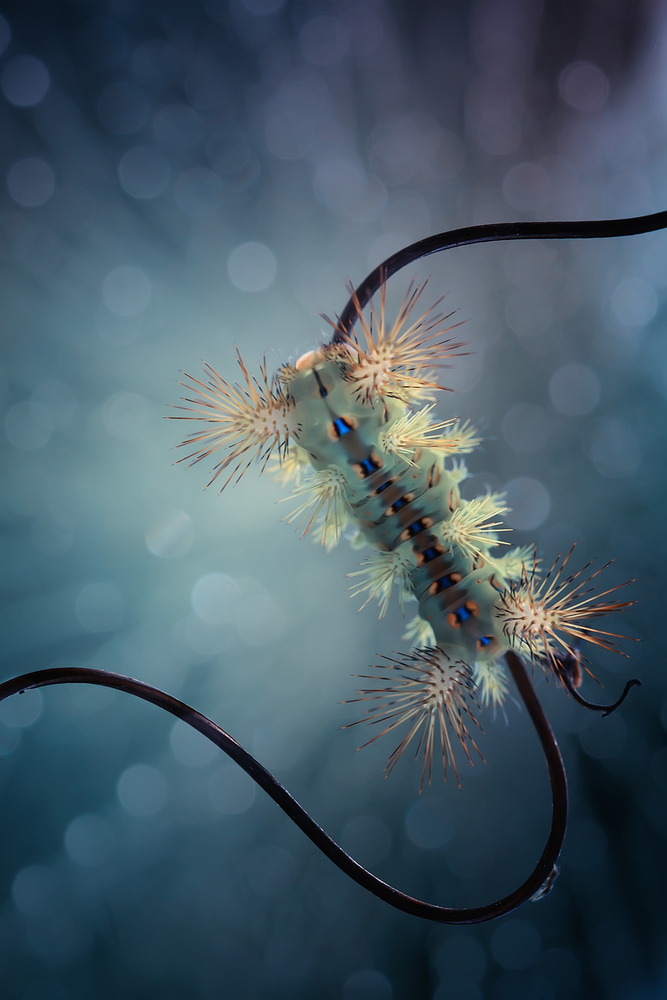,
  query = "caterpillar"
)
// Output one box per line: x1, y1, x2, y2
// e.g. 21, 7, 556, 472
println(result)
172, 275, 635, 790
